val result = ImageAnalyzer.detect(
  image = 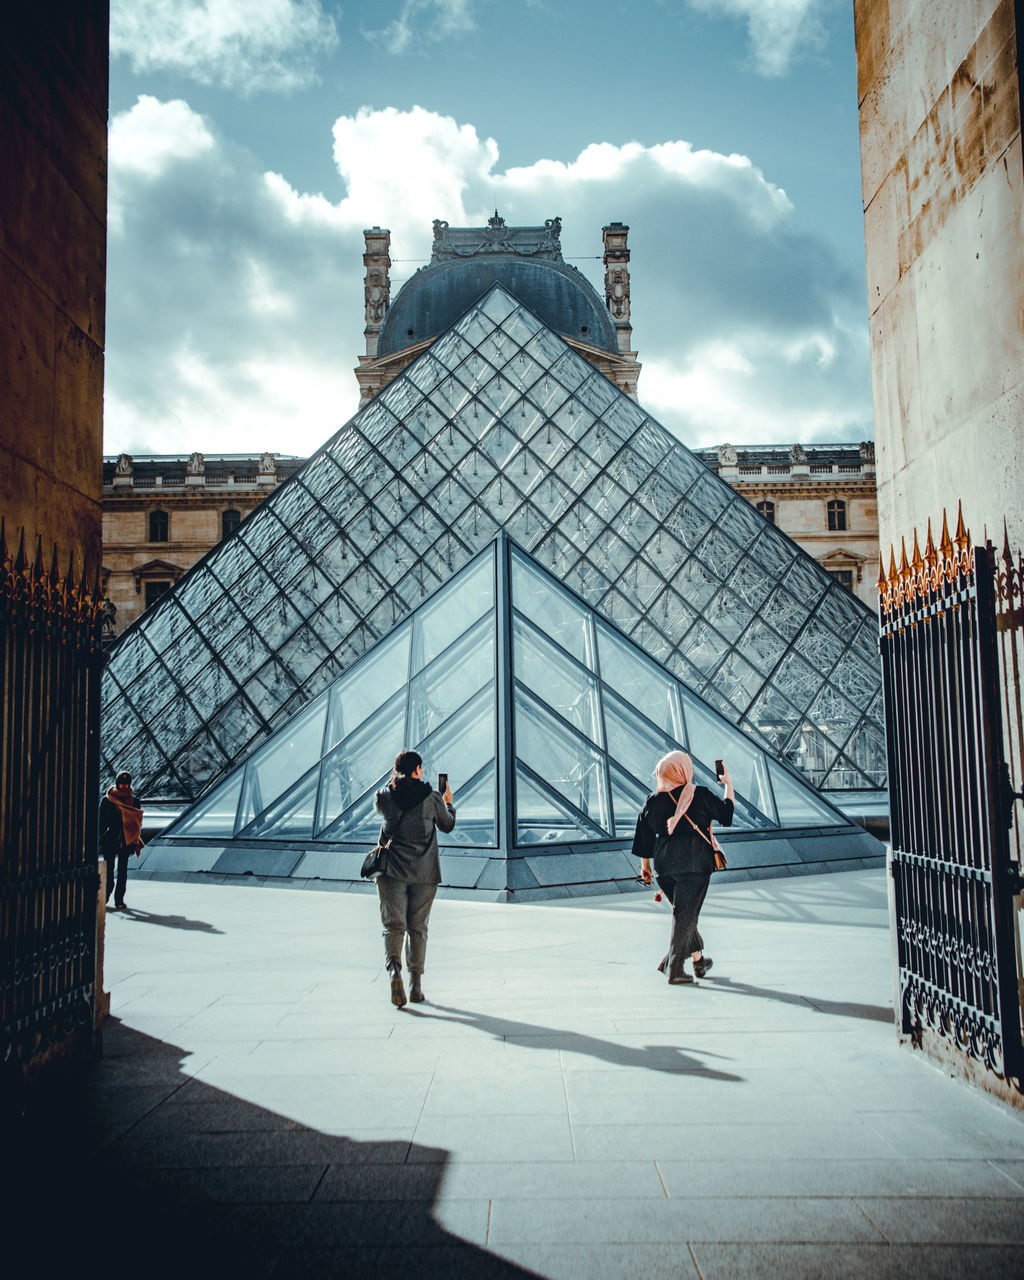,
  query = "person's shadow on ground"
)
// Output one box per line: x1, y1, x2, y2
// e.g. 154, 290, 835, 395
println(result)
701, 973, 893, 1023
113, 907, 224, 934
7, 1019, 542, 1280
414, 1003, 744, 1081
